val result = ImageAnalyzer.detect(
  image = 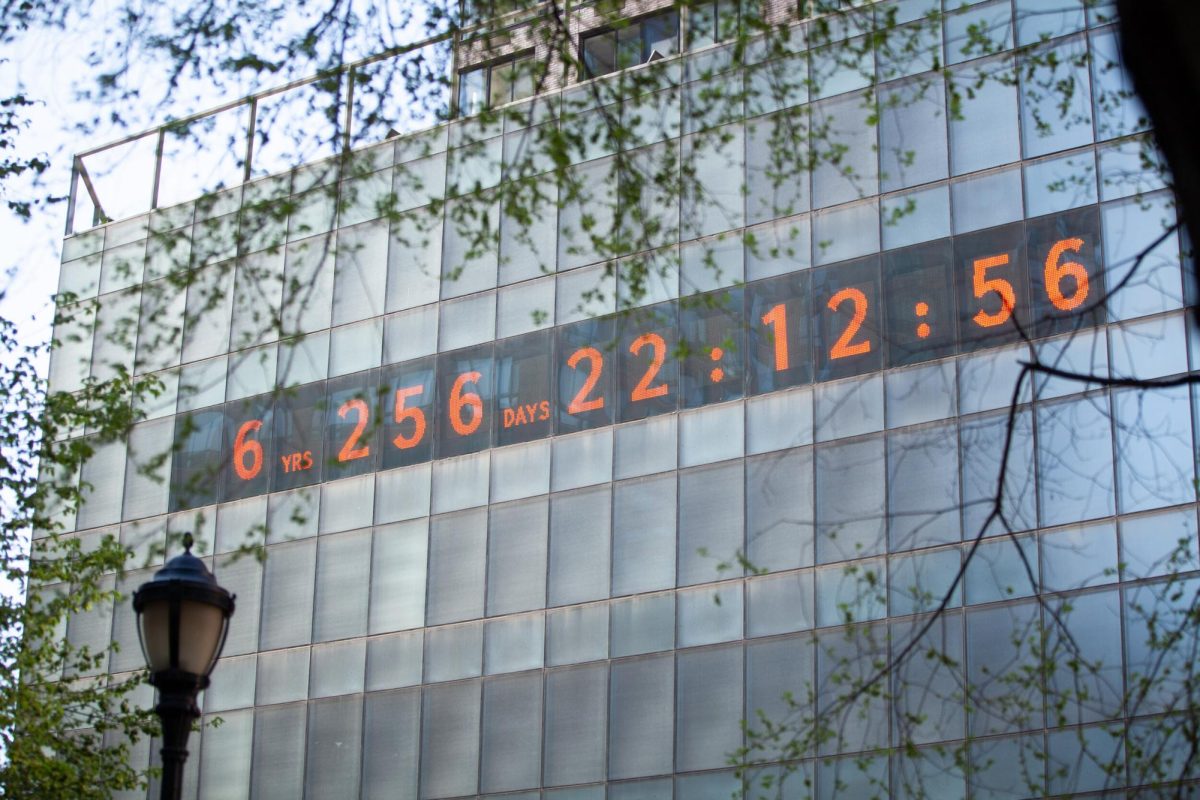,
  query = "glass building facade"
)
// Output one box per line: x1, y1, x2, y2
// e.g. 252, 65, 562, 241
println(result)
48, 1, 1200, 797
